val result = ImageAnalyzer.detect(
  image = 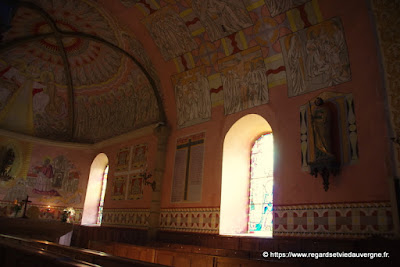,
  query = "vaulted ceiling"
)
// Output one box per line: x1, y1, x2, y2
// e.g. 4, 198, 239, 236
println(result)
0, 0, 329, 143
0, 0, 164, 143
